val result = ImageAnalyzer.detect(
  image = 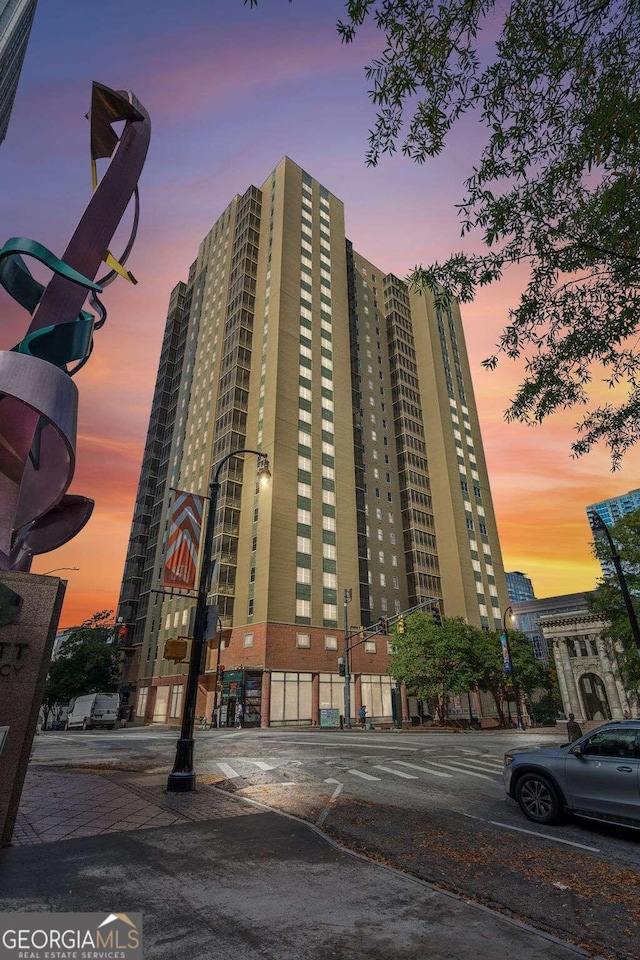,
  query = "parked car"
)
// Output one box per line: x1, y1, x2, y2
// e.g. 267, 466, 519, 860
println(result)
66, 693, 119, 730
503, 720, 640, 828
